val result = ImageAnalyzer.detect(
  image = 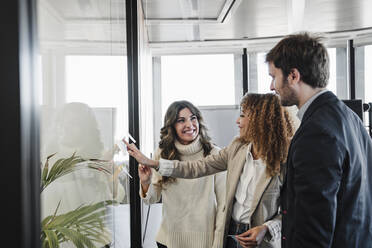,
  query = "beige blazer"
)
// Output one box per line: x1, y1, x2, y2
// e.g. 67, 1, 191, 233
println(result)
164, 137, 283, 248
